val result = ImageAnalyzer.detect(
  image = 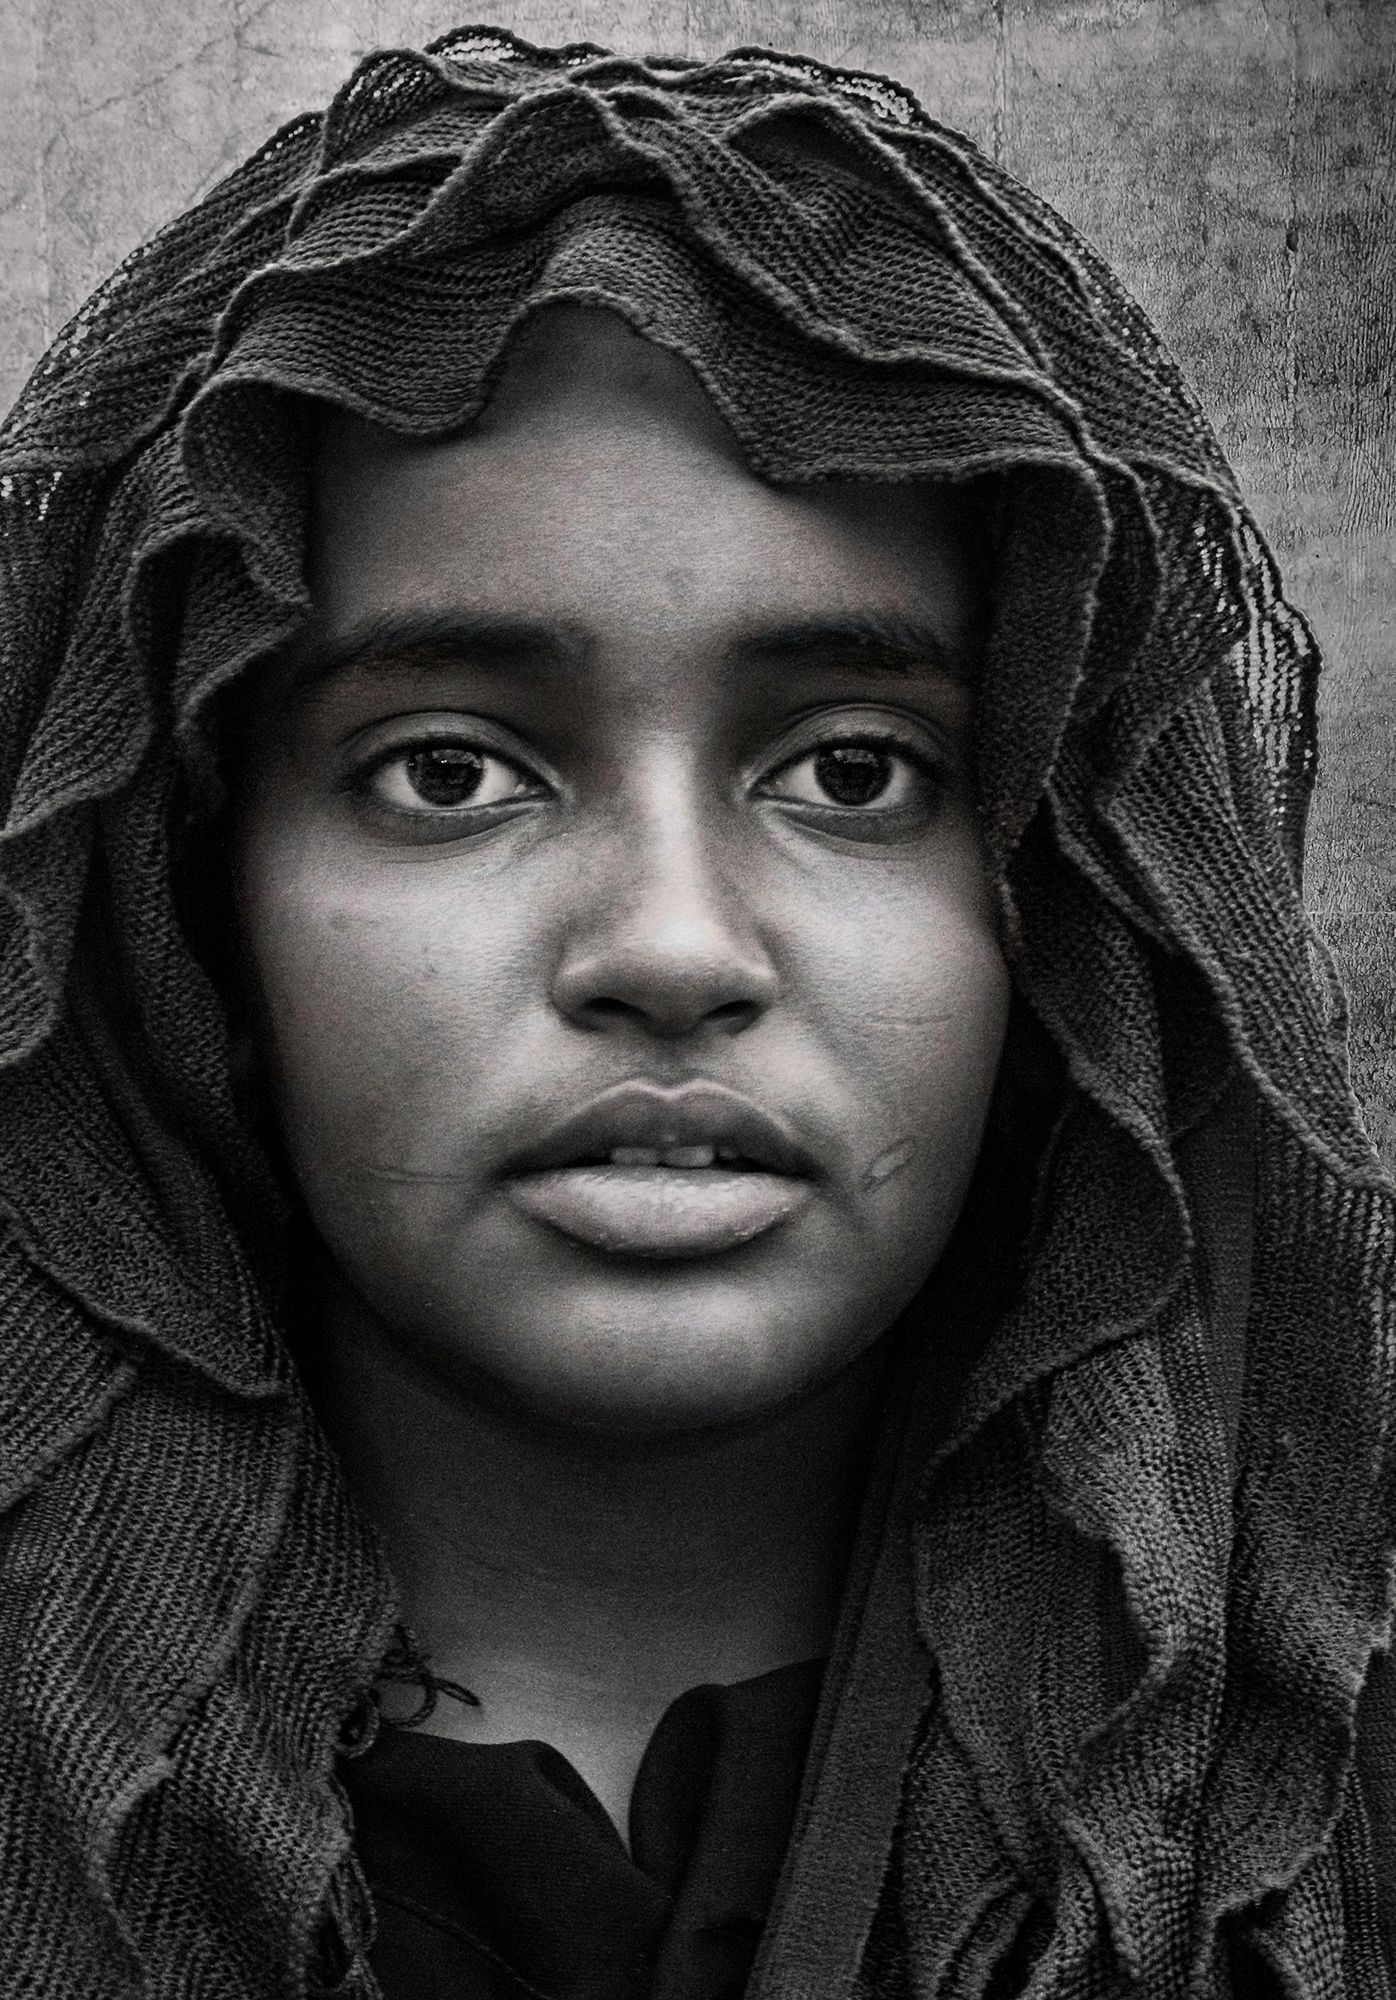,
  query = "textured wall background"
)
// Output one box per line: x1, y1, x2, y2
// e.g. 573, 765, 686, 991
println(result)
2, 0, 1392, 1159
